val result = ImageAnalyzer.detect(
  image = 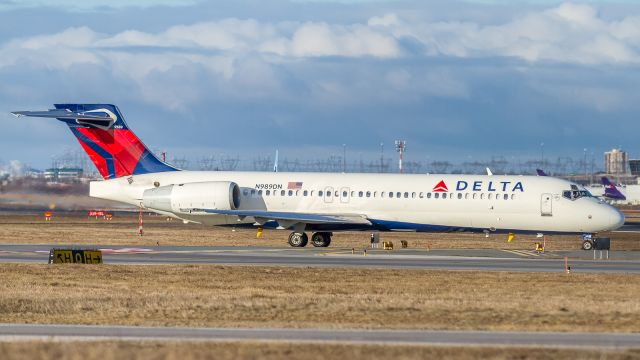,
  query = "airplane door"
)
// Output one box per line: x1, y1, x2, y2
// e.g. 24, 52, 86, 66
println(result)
324, 186, 334, 203
540, 193, 553, 216
340, 187, 350, 203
